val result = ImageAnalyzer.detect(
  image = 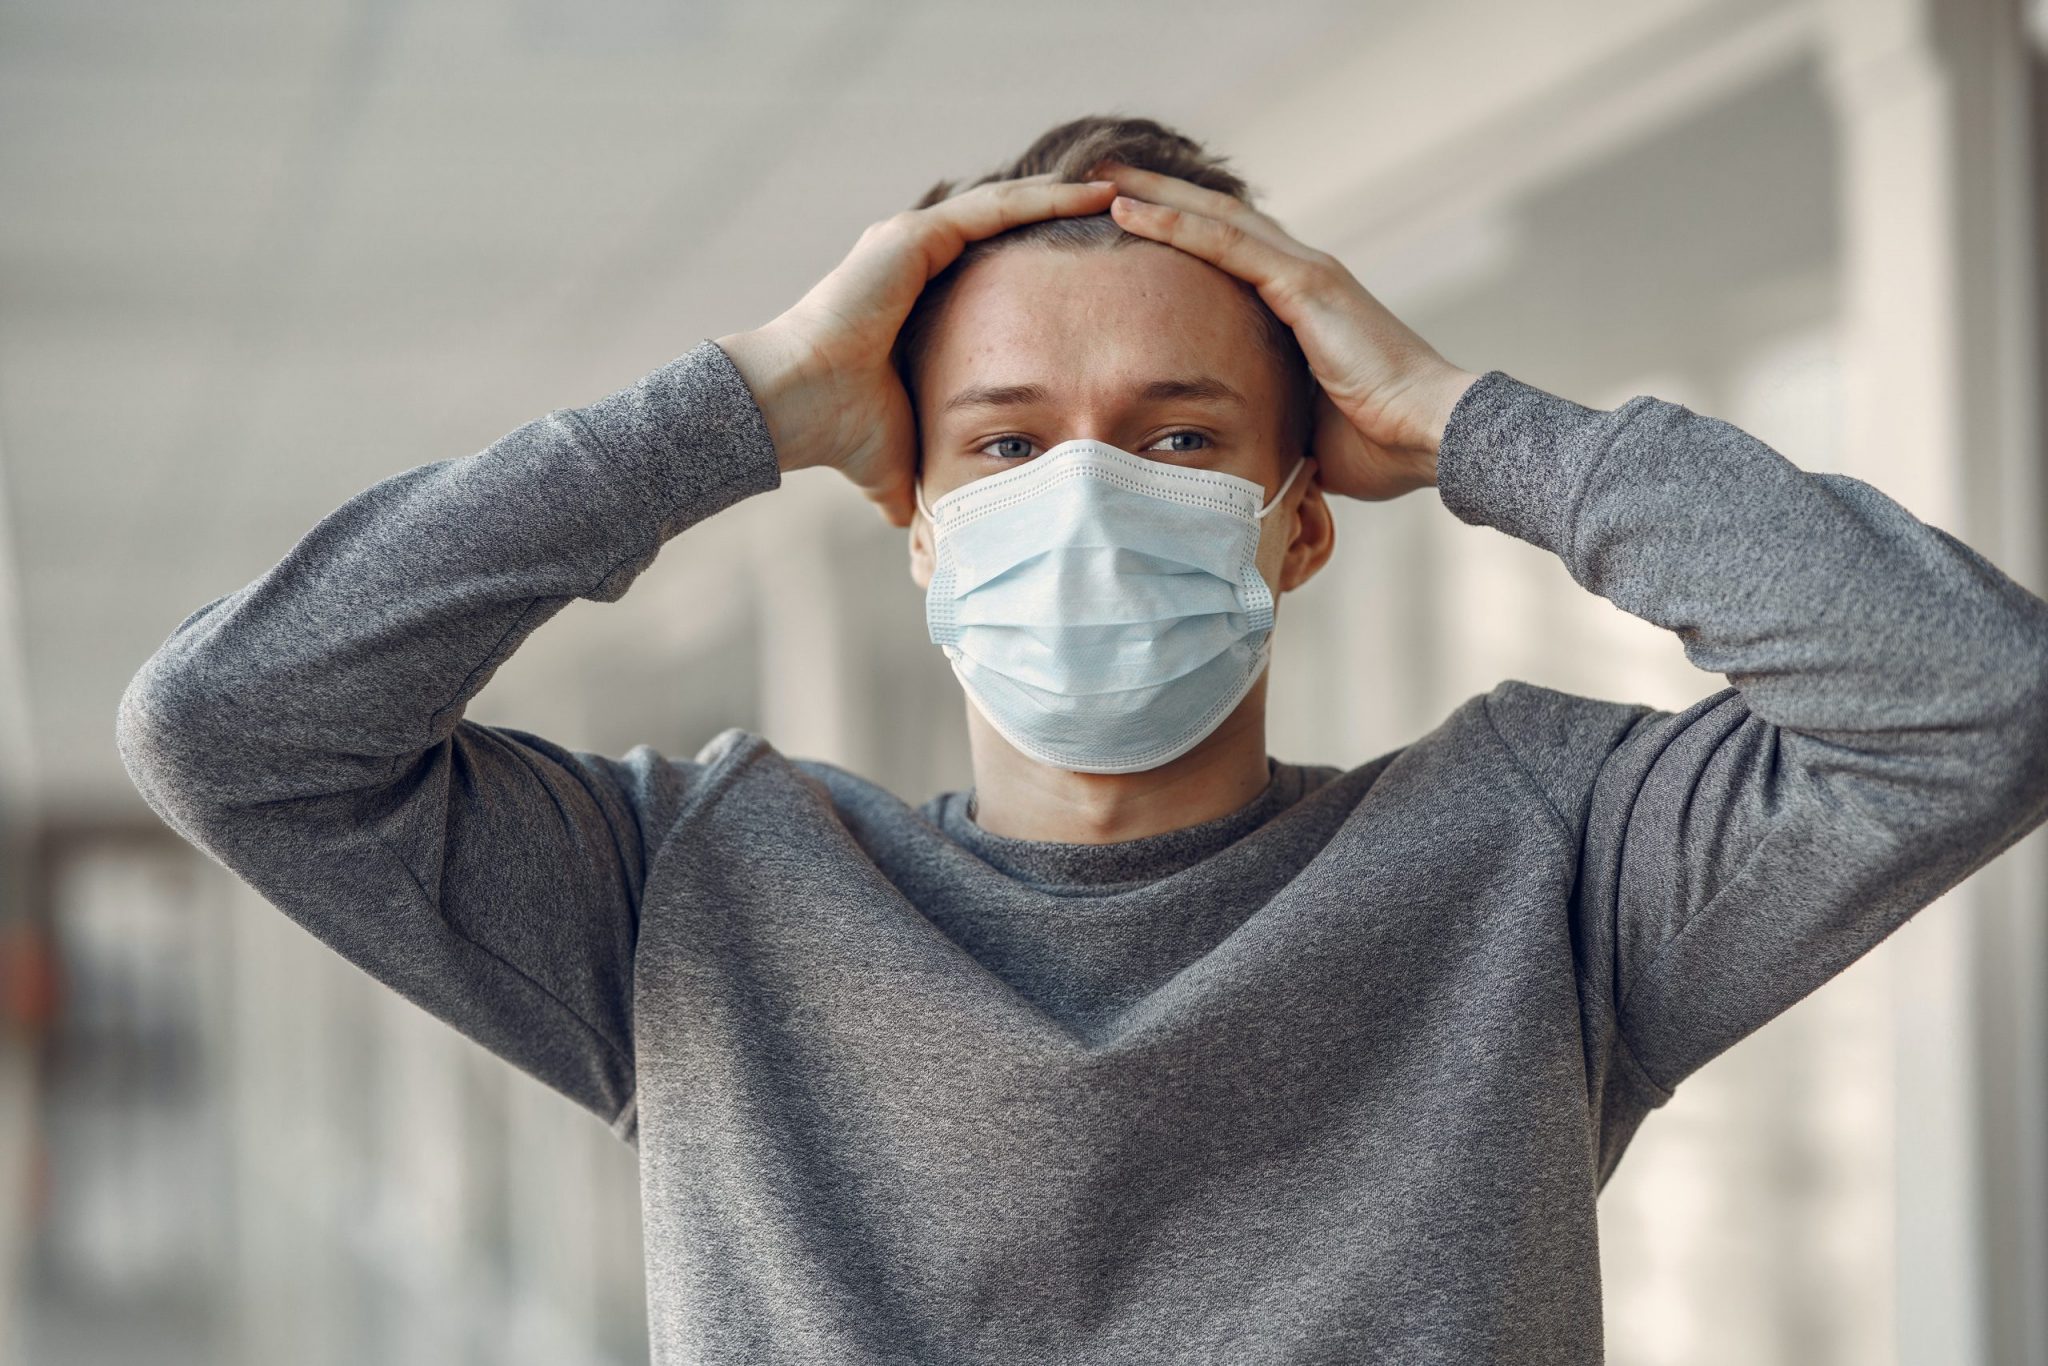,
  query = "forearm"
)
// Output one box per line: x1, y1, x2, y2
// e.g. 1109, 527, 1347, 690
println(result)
117, 338, 783, 818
